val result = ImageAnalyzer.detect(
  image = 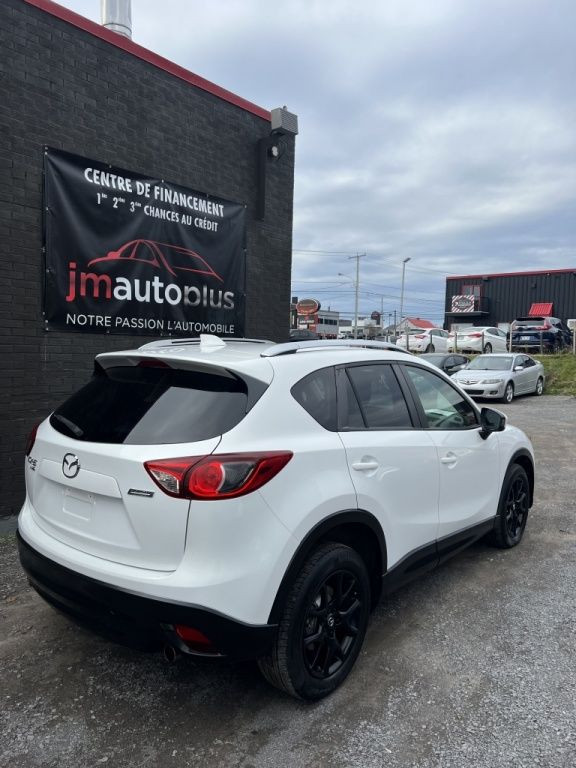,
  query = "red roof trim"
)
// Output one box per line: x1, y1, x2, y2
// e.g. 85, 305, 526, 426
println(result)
447, 267, 576, 281
22, 0, 271, 122
406, 317, 436, 329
